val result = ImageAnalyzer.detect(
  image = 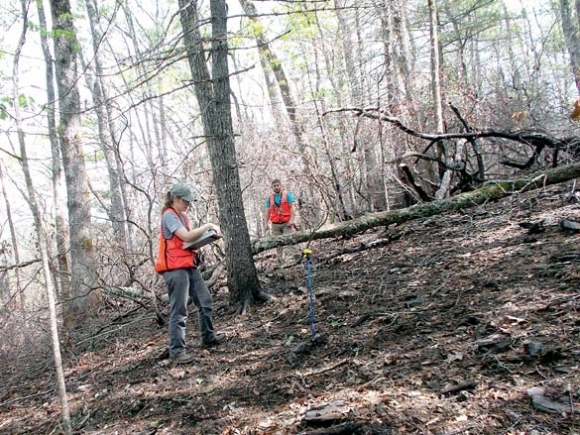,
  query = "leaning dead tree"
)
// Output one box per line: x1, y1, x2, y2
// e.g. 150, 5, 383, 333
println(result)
253, 162, 580, 254
324, 106, 580, 201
